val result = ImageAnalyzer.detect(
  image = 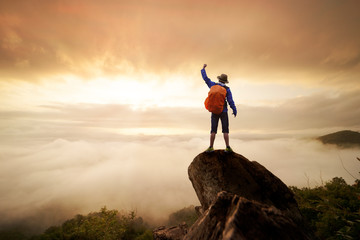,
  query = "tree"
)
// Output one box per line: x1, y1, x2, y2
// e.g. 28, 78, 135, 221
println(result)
291, 177, 360, 240
30, 207, 153, 240
167, 205, 198, 227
